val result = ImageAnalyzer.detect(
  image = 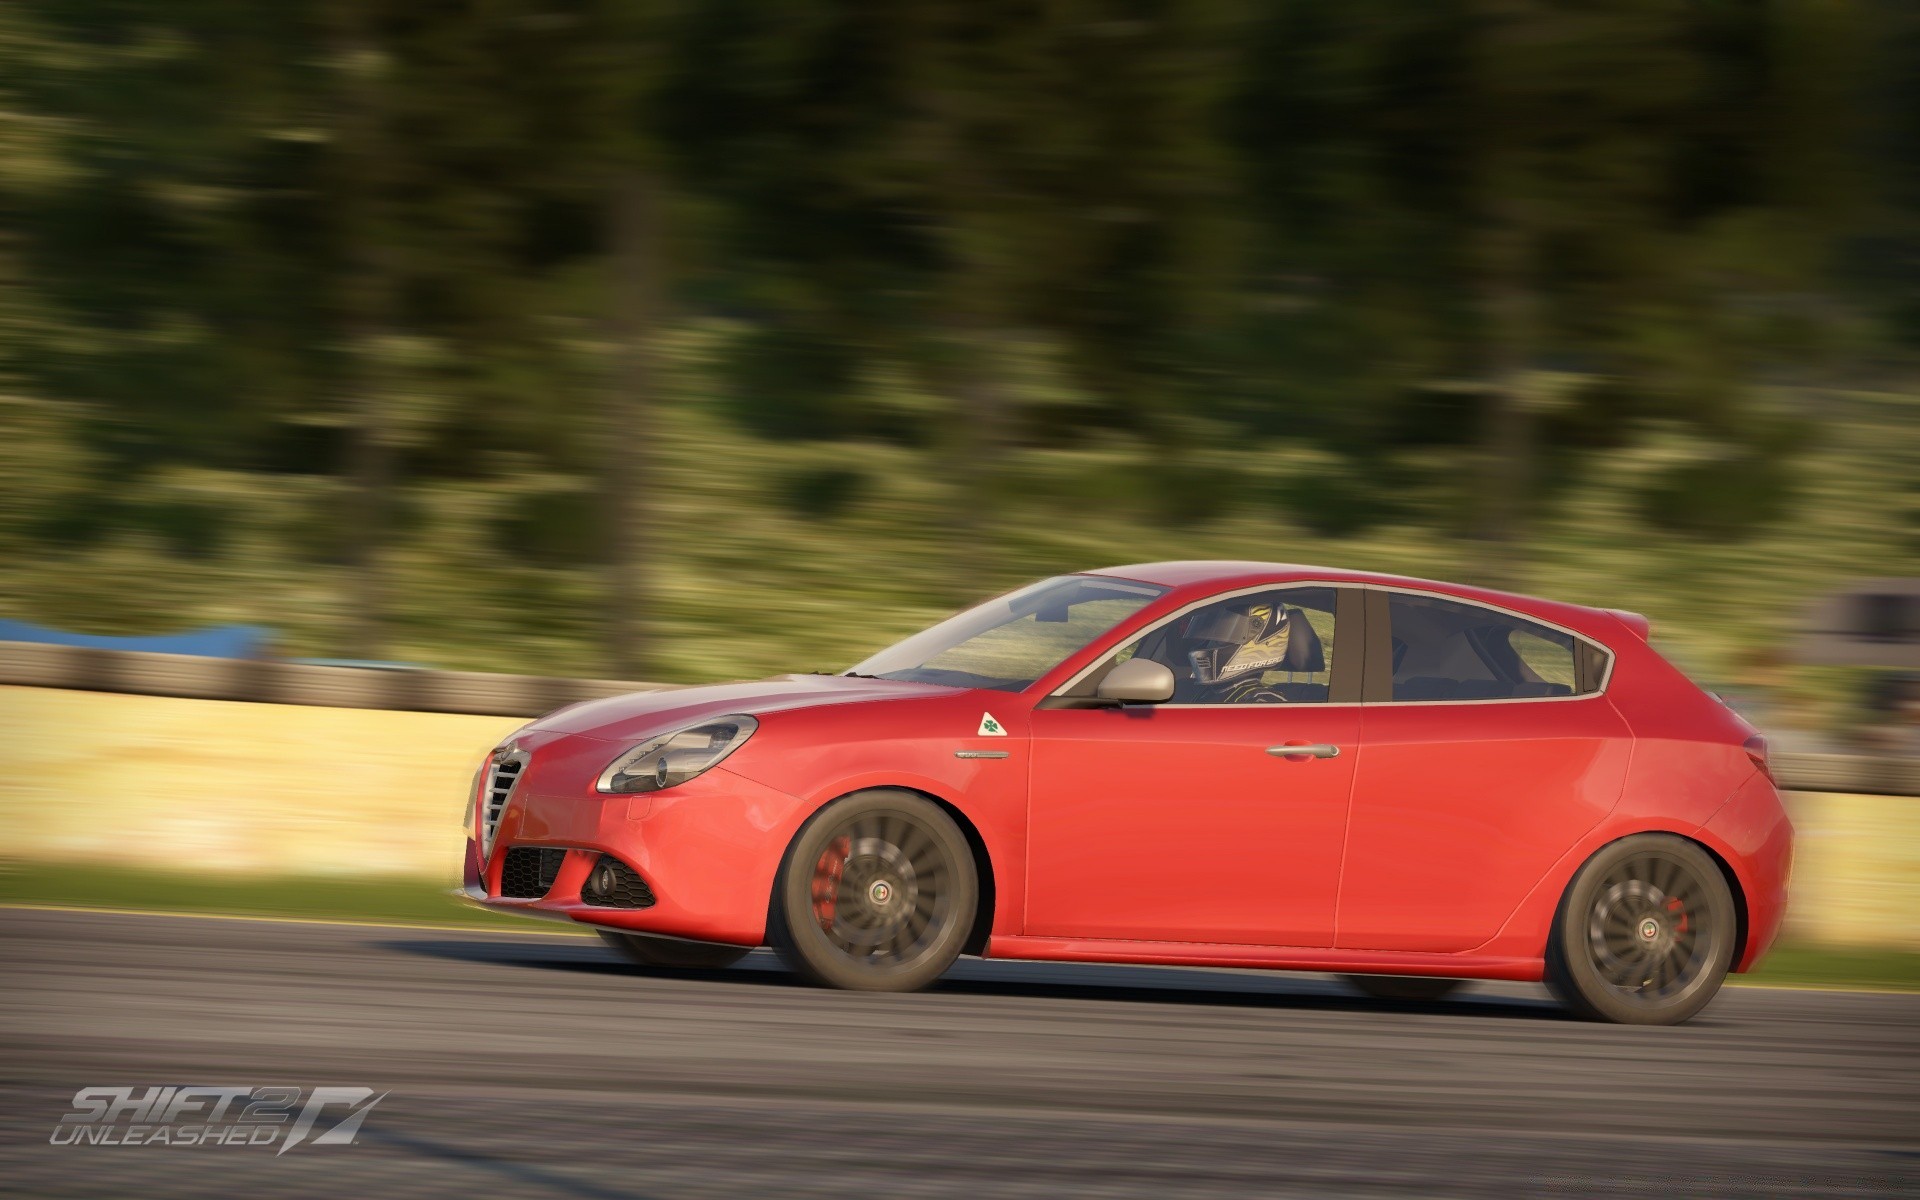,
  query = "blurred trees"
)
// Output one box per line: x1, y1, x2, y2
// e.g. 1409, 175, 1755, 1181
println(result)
1, 0, 1913, 691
